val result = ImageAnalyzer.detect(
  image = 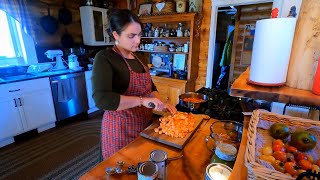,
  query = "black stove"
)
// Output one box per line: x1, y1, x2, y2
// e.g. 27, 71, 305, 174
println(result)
177, 87, 244, 122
